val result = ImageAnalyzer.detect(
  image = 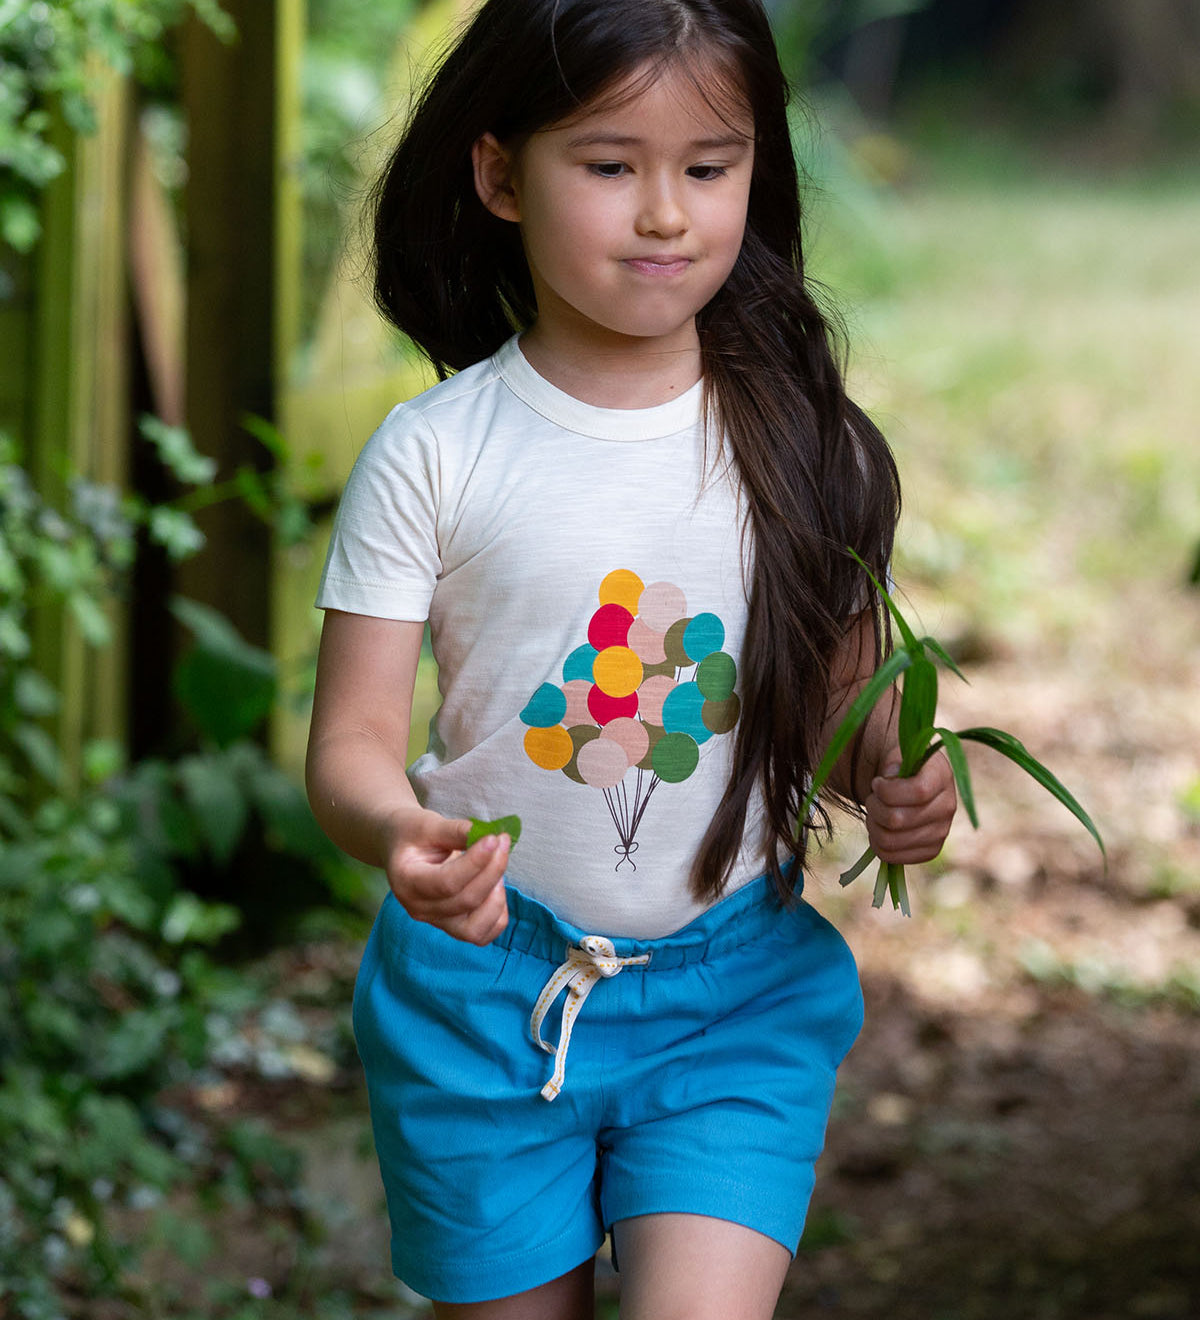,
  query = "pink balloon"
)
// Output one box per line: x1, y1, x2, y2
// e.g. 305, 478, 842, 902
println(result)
637, 581, 687, 633
600, 716, 650, 767
637, 673, 676, 726
562, 679, 596, 728
627, 617, 667, 664
576, 737, 629, 790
